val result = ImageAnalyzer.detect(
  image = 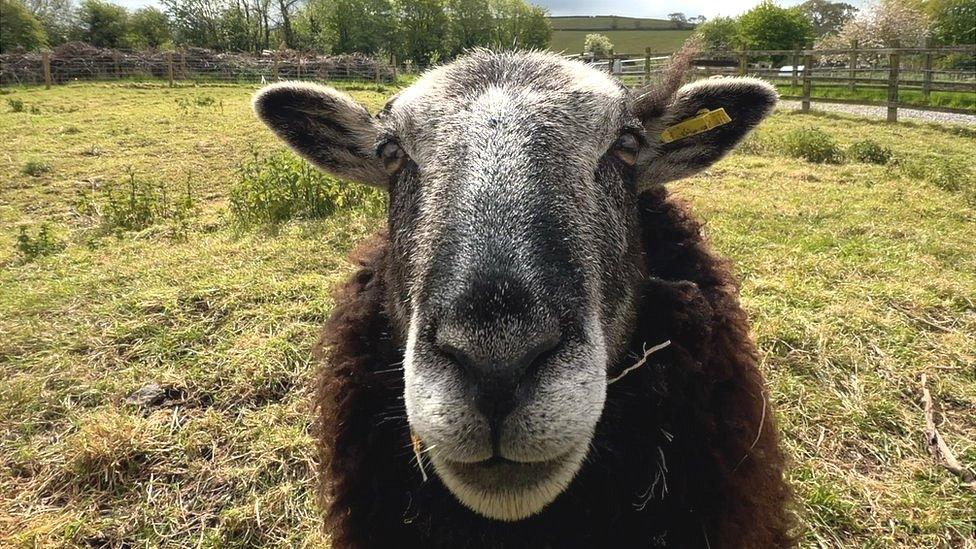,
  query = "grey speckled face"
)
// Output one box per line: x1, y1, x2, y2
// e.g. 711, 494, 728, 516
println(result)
382, 53, 641, 521
252, 49, 779, 521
